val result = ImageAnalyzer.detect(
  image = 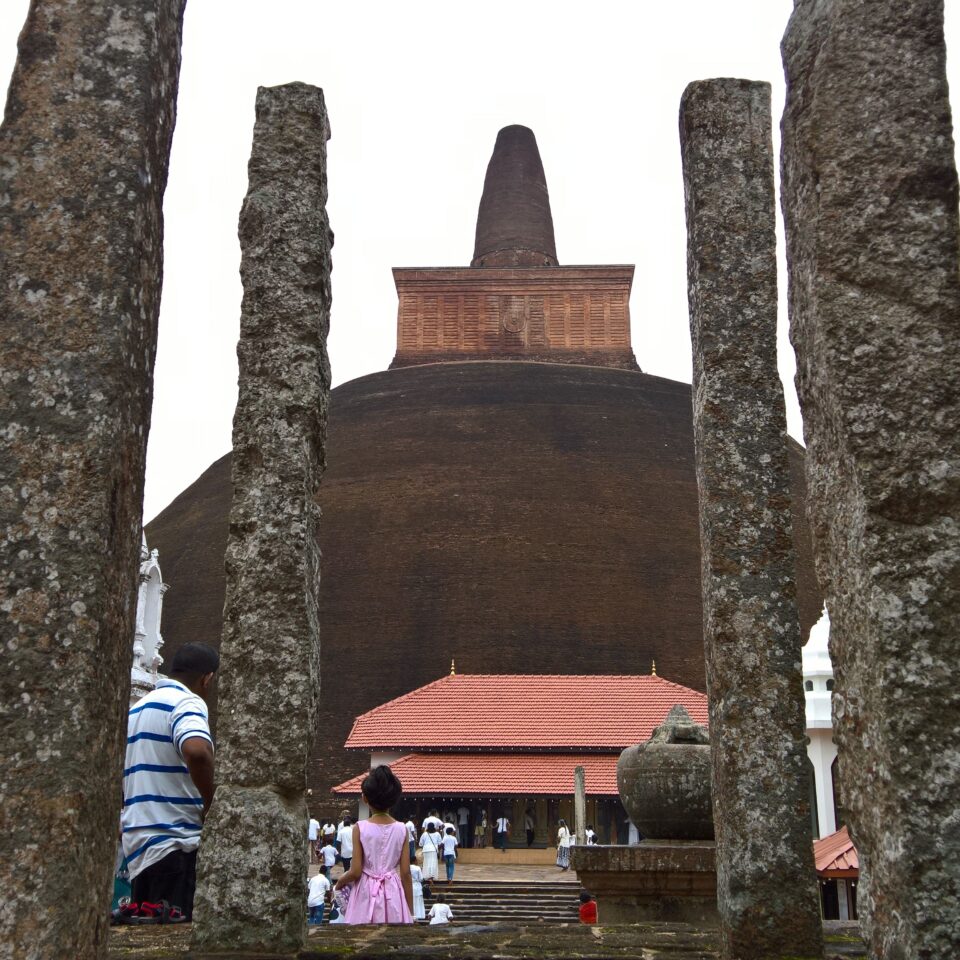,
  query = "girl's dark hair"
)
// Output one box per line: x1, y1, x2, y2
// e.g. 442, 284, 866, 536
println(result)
361, 764, 403, 812
427, 822, 437, 833
580, 889, 593, 903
